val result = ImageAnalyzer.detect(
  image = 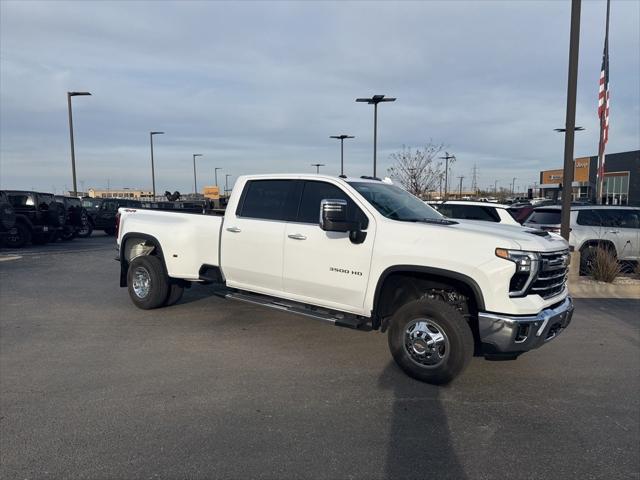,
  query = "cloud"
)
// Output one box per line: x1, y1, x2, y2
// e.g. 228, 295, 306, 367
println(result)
1, 0, 638, 194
